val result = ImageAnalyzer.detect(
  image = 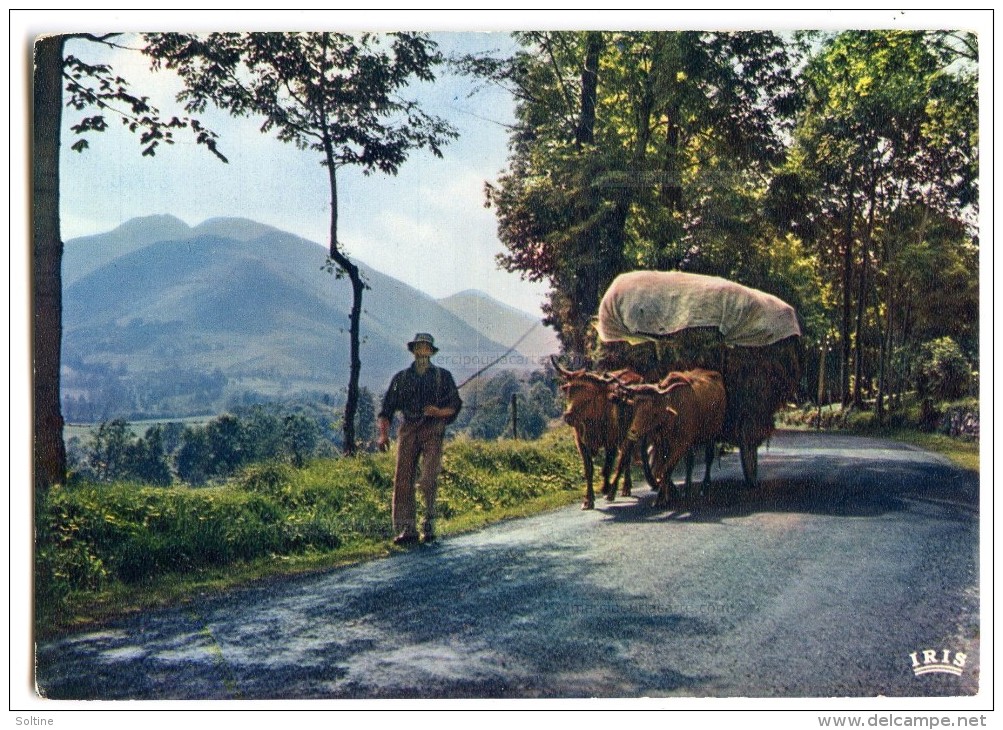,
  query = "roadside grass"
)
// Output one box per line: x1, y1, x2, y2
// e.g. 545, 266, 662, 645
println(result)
778, 395, 979, 473
865, 429, 980, 473
35, 429, 583, 638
